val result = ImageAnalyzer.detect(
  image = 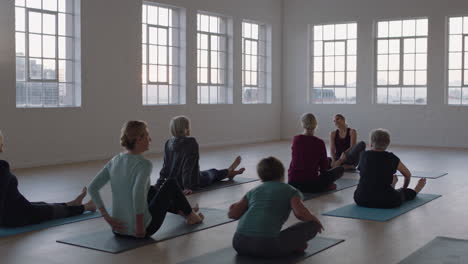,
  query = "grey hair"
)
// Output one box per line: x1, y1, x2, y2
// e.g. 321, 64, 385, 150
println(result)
170, 115, 190, 137
301, 113, 317, 130
370, 128, 391, 150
